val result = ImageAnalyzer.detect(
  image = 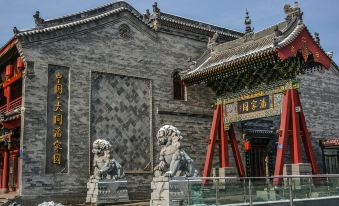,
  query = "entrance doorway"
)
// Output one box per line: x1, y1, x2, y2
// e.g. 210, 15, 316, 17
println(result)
242, 118, 279, 177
